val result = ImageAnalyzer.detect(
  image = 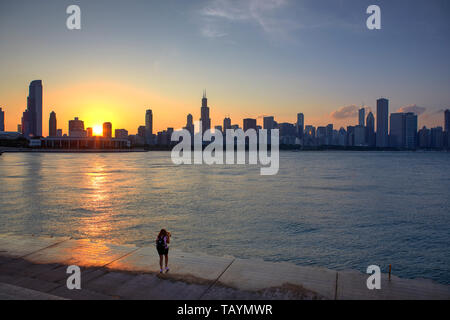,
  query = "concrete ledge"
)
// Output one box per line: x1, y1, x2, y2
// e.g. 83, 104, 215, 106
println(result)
0, 282, 66, 300
0, 234, 449, 300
